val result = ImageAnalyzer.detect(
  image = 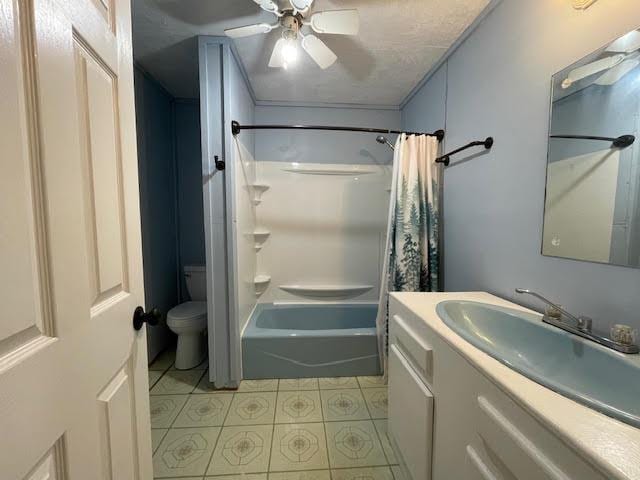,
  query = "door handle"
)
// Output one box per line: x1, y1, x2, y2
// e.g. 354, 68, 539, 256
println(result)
132, 306, 161, 331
